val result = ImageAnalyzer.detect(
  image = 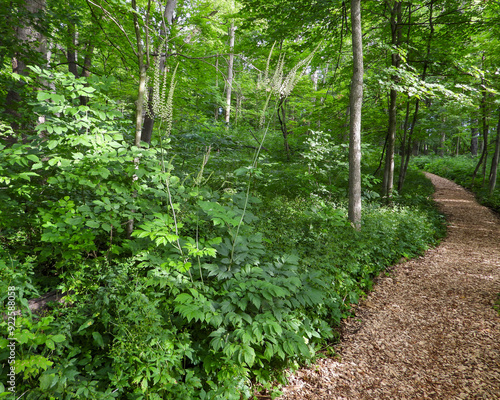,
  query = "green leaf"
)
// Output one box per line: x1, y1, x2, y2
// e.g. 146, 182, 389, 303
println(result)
18, 172, 38, 181
264, 343, 274, 360
239, 344, 255, 366
51, 334, 66, 343
26, 154, 39, 162
37, 92, 52, 101
175, 293, 192, 304
47, 140, 59, 150
81, 86, 96, 94
39, 373, 57, 390
101, 223, 112, 232
86, 220, 100, 229
92, 332, 104, 347
77, 319, 94, 332
45, 338, 55, 350
141, 377, 148, 391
